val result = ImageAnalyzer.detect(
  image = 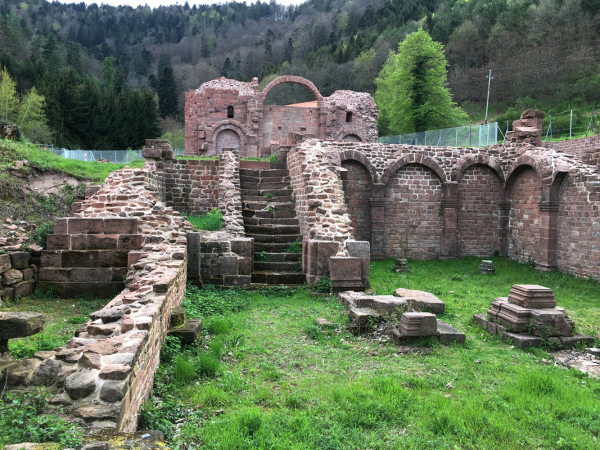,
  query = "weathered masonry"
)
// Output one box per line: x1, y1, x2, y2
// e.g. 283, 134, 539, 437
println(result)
184, 76, 379, 157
